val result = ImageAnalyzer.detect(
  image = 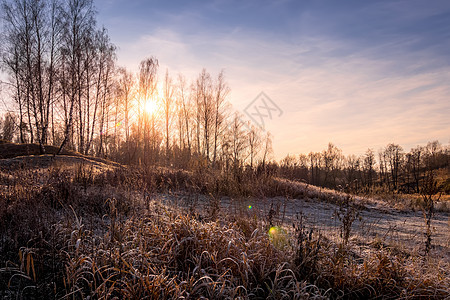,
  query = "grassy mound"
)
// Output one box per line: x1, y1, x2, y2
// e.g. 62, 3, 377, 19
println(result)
0, 140, 78, 159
